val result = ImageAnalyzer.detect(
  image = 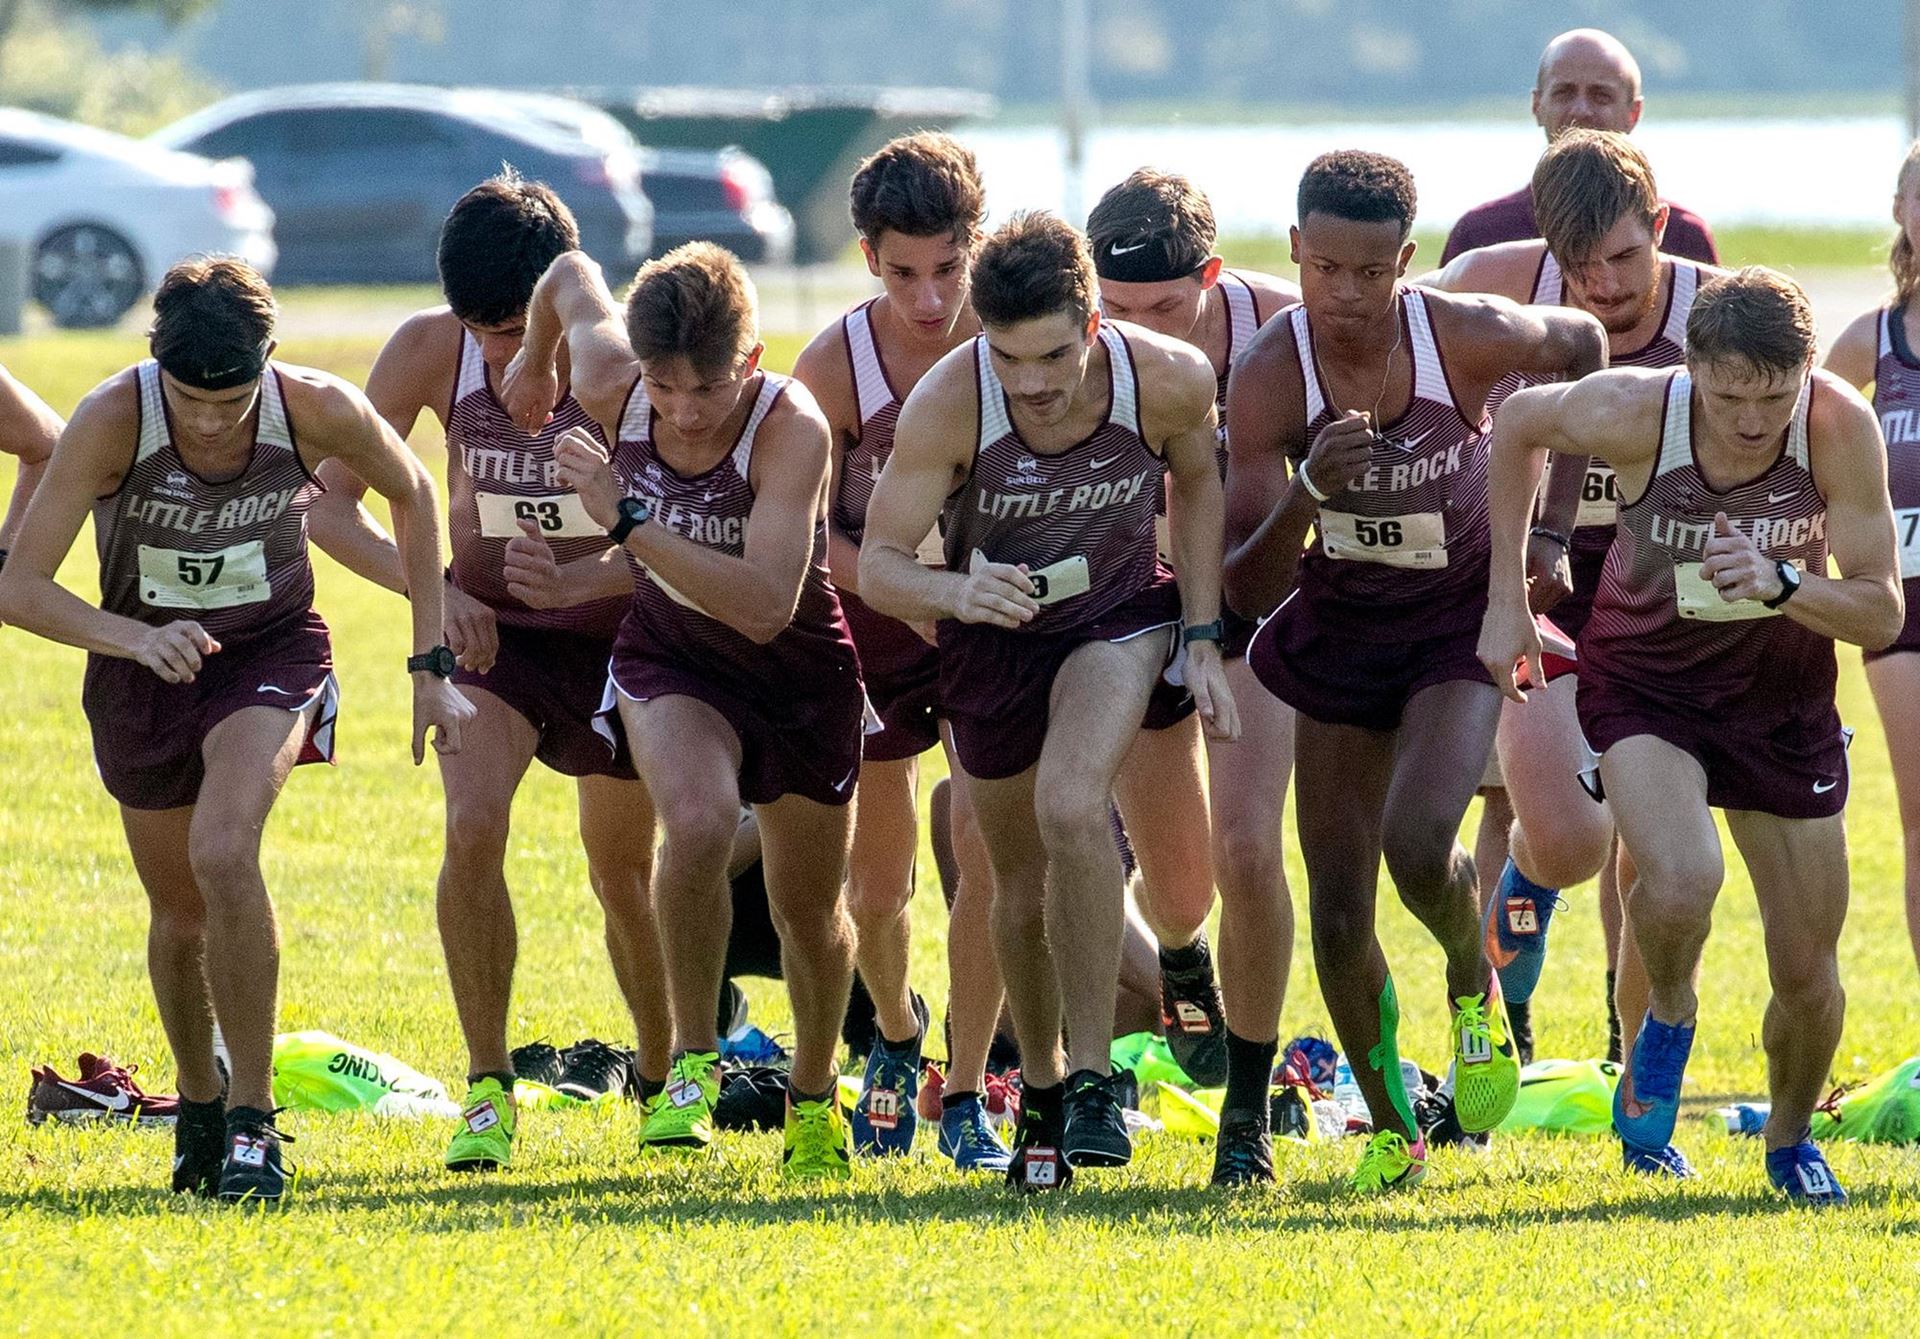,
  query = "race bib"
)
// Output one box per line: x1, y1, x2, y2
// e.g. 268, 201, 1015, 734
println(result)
1674, 560, 1787, 622
475, 491, 601, 539
1317, 510, 1448, 569
967, 550, 1090, 606
1574, 463, 1621, 530
137, 541, 270, 611
1895, 507, 1920, 581
913, 523, 946, 569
